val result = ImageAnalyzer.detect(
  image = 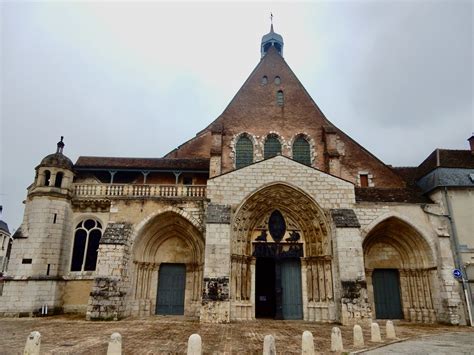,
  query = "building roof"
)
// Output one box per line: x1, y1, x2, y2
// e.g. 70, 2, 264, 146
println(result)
75, 156, 210, 171
417, 149, 474, 178
355, 187, 432, 204
0, 220, 9, 234
39, 153, 74, 170
261, 24, 284, 45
